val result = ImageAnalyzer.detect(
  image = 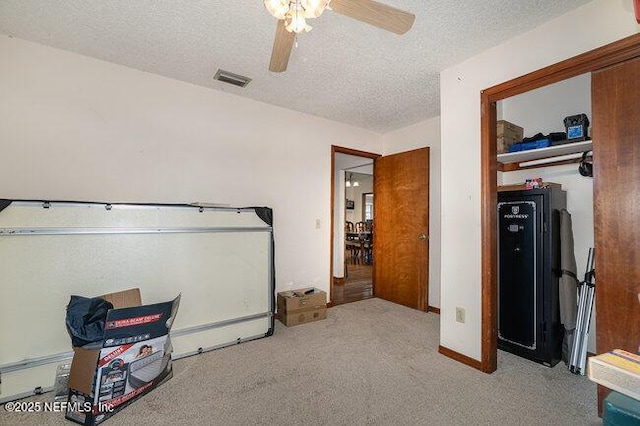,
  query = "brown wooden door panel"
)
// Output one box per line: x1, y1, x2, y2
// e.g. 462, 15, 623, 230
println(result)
592, 56, 640, 409
374, 148, 429, 311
